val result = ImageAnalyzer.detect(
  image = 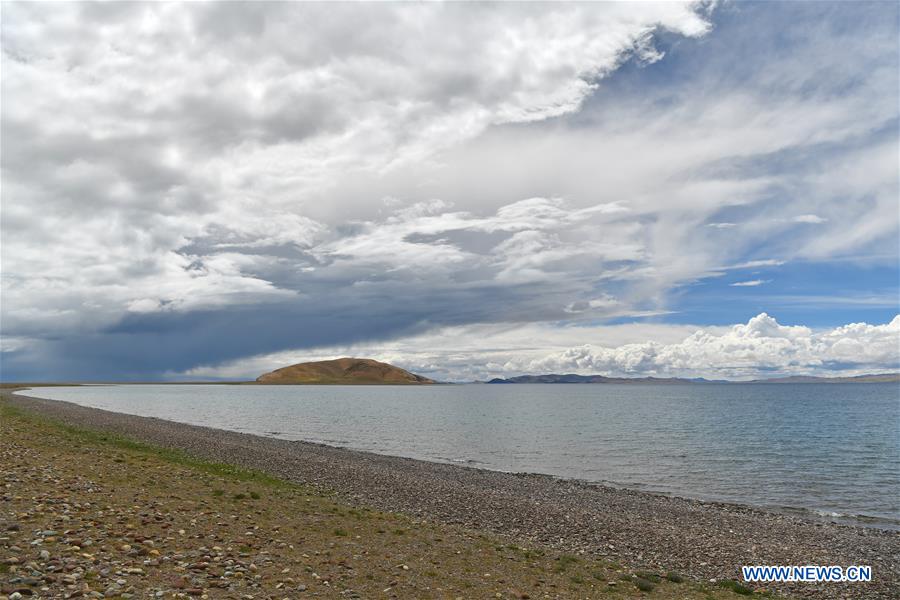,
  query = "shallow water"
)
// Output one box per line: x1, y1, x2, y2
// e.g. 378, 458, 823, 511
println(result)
20, 382, 900, 528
